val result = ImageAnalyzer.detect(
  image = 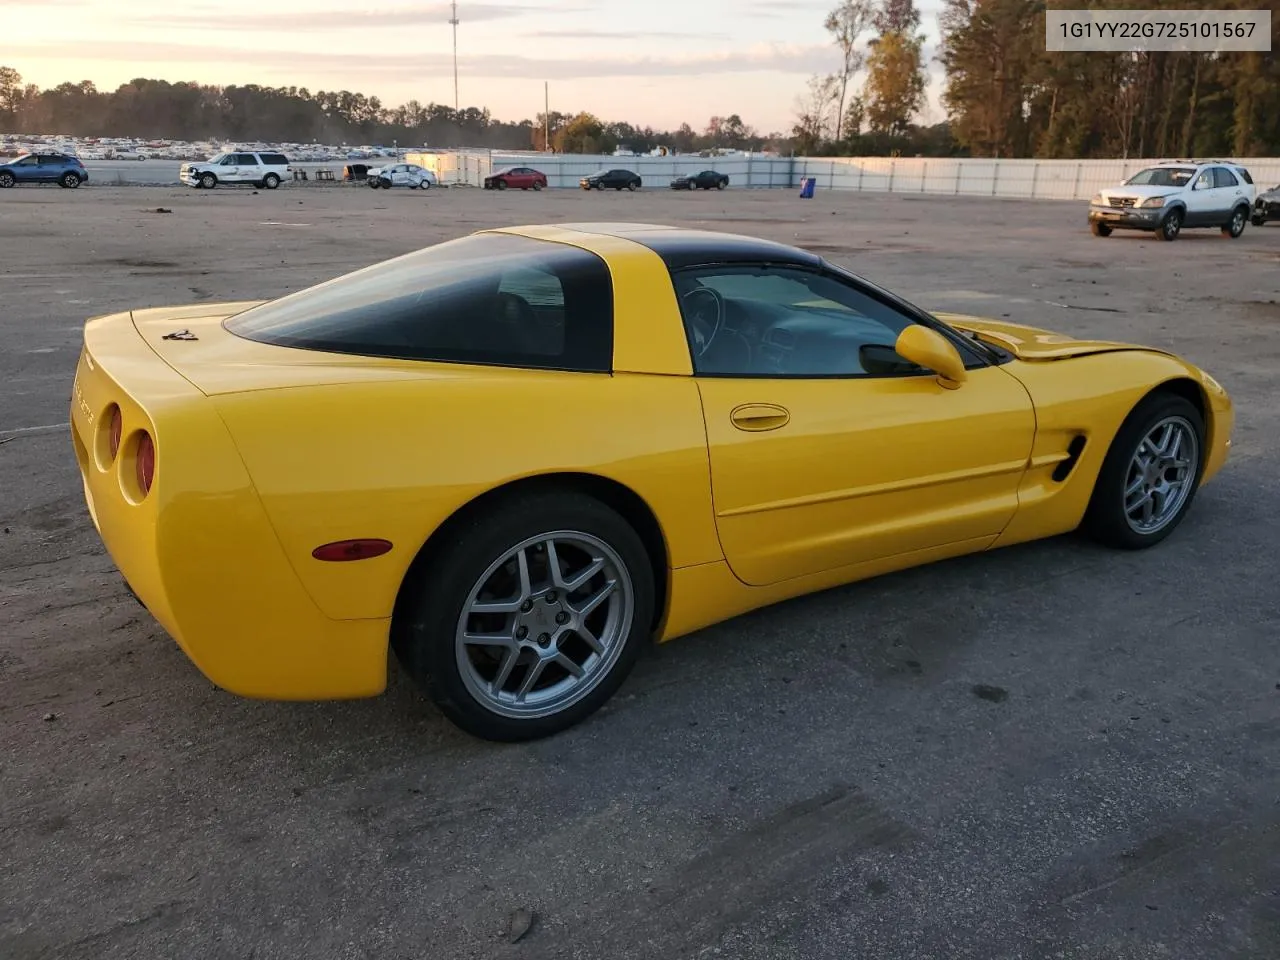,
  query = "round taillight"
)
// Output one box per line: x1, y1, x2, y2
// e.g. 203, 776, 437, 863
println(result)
135, 431, 155, 496
108, 406, 122, 460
